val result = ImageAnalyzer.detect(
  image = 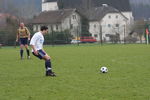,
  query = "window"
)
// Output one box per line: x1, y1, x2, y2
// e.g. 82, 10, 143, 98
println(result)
94, 24, 96, 28
34, 25, 37, 31
108, 15, 111, 19
38, 25, 40, 31
105, 34, 110, 37
116, 24, 119, 27
56, 25, 58, 30
108, 24, 111, 28
94, 34, 98, 37
70, 24, 73, 29
72, 15, 76, 19
116, 15, 118, 19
